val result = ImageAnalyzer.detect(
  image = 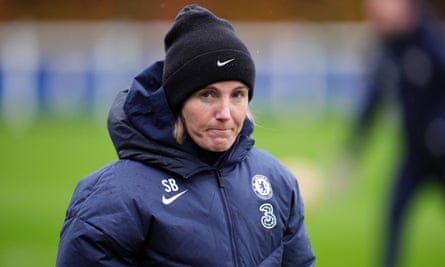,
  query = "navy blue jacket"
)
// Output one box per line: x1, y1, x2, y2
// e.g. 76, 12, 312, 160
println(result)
56, 61, 315, 267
